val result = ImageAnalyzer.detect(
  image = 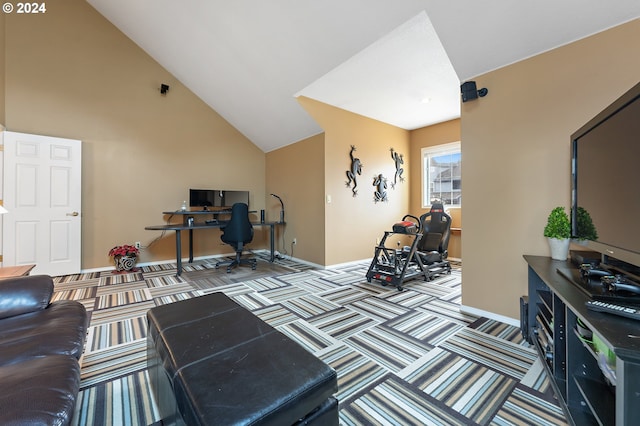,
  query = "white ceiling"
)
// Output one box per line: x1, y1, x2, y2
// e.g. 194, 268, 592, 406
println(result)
86, 0, 640, 152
